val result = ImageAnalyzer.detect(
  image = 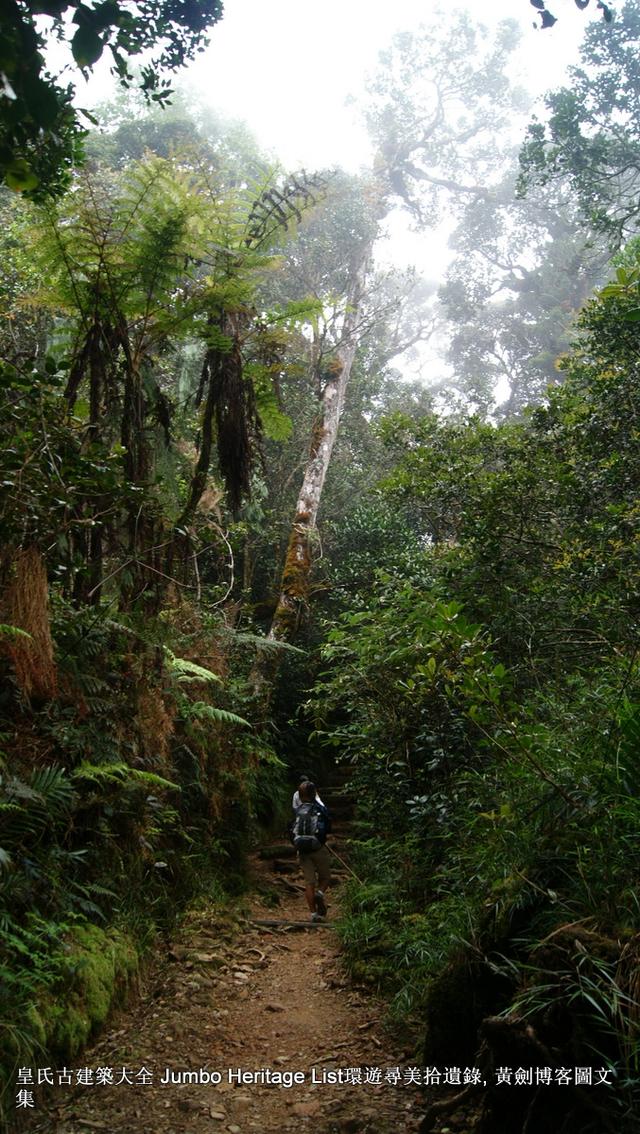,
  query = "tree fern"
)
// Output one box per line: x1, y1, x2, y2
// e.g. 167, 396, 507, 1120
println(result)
16, 150, 327, 600
27, 158, 204, 356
